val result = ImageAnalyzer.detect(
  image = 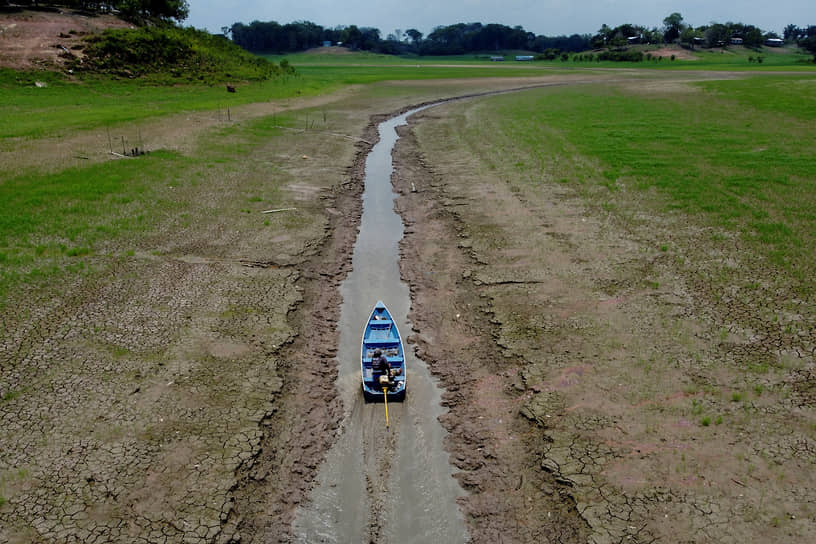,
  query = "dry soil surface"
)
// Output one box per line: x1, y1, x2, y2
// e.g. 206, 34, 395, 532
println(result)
392, 92, 815, 543
0, 8, 131, 70
1, 76, 614, 544
3, 71, 812, 544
